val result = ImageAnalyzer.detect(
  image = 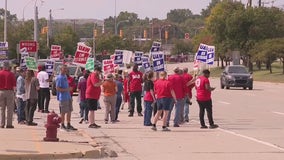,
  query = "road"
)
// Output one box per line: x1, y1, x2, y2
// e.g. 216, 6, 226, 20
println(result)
48, 62, 283, 160
70, 78, 284, 160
